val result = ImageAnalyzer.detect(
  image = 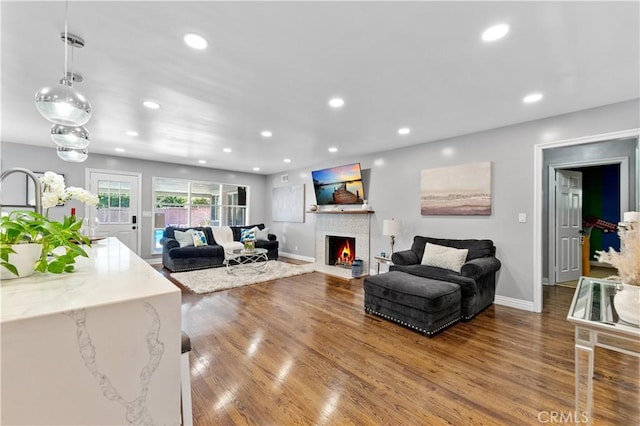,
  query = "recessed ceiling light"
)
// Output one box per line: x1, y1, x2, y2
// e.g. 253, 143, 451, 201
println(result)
143, 101, 160, 109
198, 160, 207, 164
184, 33, 208, 50
283, 158, 291, 163
328, 147, 338, 153
125, 130, 138, 136
523, 93, 543, 103
253, 167, 260, 171
261, 130, 272, 138
115, 148, 125, 153
398, 127, 411, 135
223, 148, 232, 153
329, 98, 344, 108
482, 24, 510, 42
